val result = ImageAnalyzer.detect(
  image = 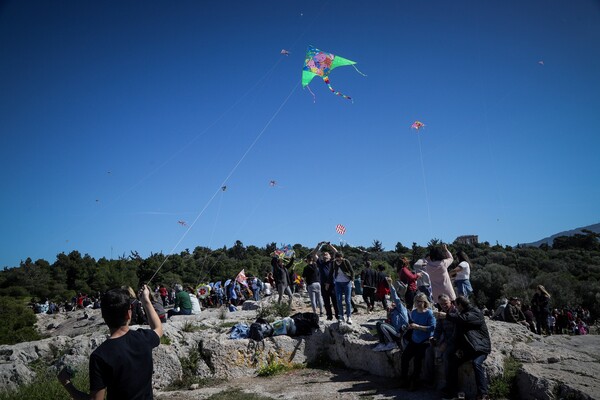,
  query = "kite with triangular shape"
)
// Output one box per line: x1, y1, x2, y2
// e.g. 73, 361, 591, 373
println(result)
302, 45, 365, 102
